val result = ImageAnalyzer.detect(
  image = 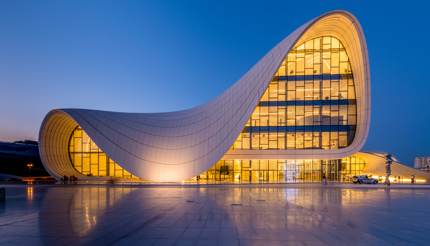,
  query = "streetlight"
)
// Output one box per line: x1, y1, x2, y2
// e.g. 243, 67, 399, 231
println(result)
26, 163, 34, 177
385, 154, 393, 186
